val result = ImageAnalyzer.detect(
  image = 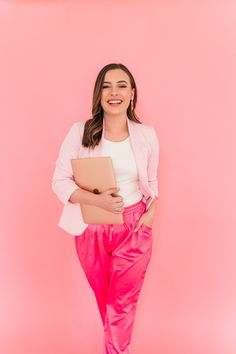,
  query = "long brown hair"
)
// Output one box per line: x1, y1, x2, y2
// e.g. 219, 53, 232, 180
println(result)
82, 63, 142, 149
